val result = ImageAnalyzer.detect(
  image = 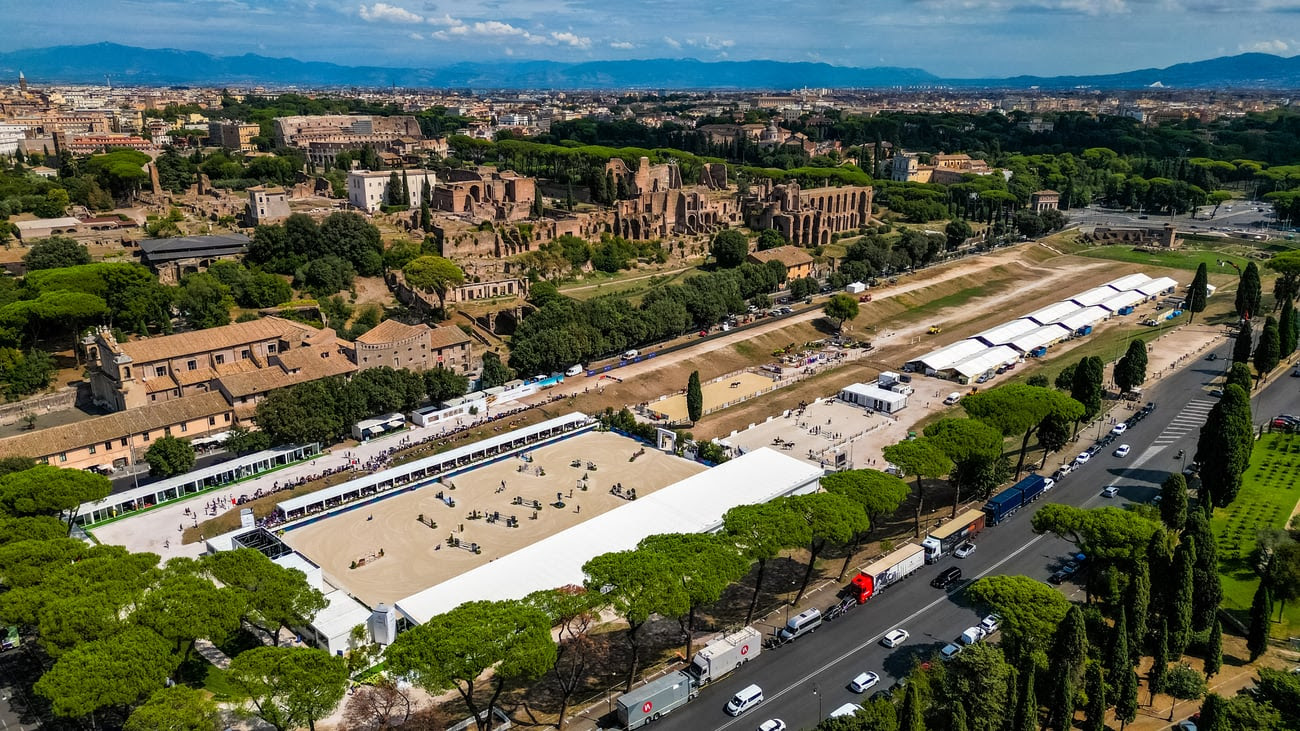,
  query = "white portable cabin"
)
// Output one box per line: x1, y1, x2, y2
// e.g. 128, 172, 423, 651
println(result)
839, 383, 908, 413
